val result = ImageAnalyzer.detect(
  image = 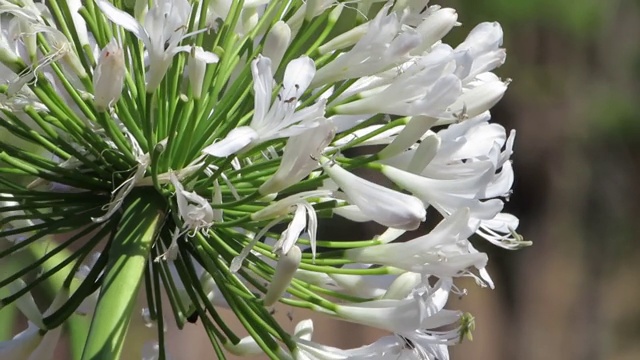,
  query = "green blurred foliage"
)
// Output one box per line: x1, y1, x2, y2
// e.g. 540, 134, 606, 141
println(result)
454, 0, 607, 39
